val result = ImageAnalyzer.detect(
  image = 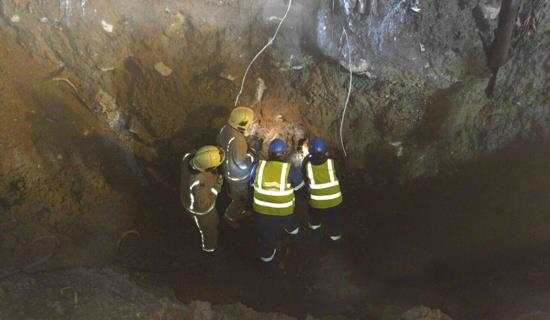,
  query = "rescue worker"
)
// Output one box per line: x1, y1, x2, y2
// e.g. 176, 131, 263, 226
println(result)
217, 107, 261, 227
250, 138, 304, 269
302, 138, 343, 243
180, 145, 225, 253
